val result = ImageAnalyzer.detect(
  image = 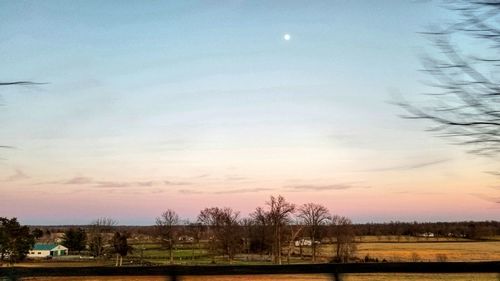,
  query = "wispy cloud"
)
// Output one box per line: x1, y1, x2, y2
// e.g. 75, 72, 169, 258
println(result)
285, 184, 370, 191
94, 181, 154, 188
164, 181, 191, 186
364, 159, 450, 172
178, 189, 204, 194
63, 177, 93, 185
4, 169, 29, 182
54, 177, 157, 188
470, 193, 500, 204
225, 175, 247, 181
485, 171, 500, 177
214, 188, 272, 194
